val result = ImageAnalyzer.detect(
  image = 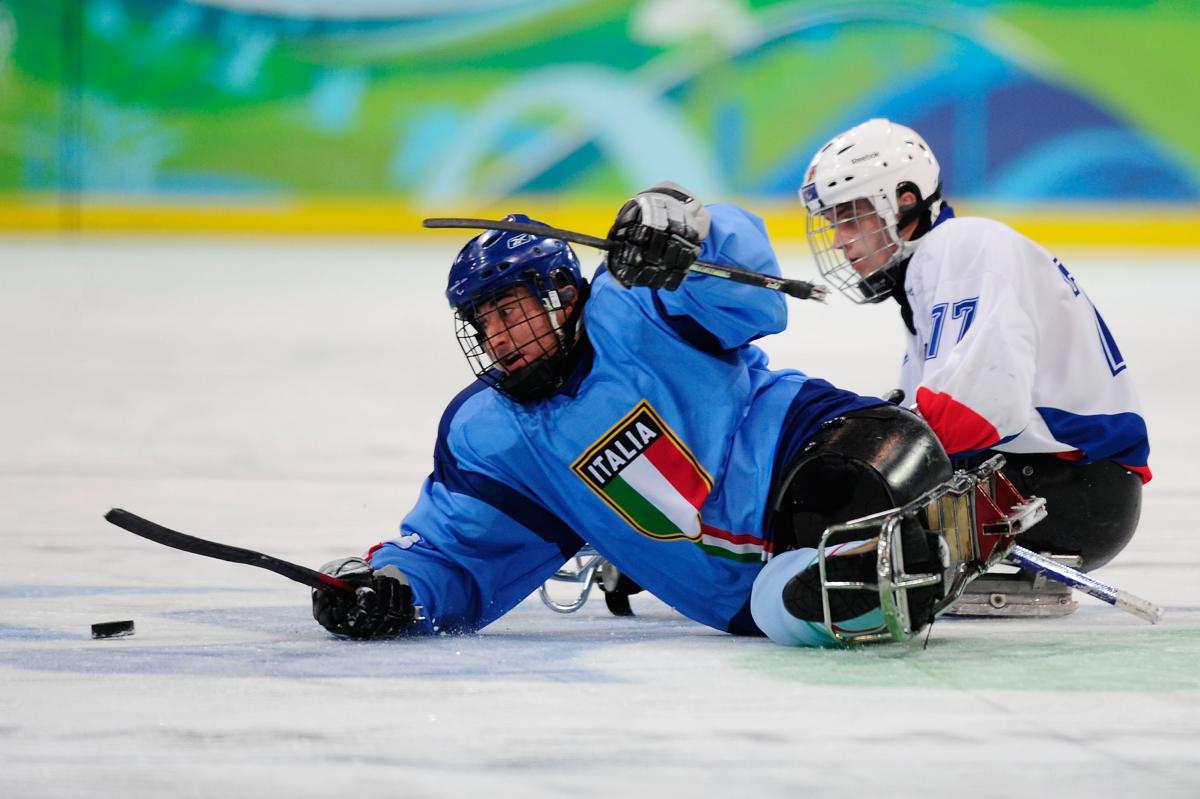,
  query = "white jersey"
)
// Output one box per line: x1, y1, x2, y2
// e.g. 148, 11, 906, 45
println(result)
896, 216, 1150, 481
